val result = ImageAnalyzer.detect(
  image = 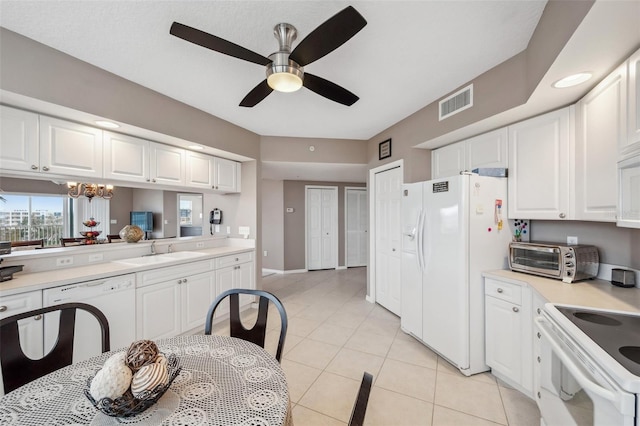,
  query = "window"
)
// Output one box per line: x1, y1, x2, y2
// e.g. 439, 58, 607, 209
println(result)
0, 194, 109, 247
